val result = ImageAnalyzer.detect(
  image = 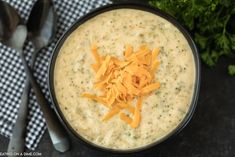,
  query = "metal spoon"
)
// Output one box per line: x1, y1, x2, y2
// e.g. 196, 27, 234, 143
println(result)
6, 0, 65, 154
0, 2, 28, 156
0, 1, 70, 154
26, 1, 70, 153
